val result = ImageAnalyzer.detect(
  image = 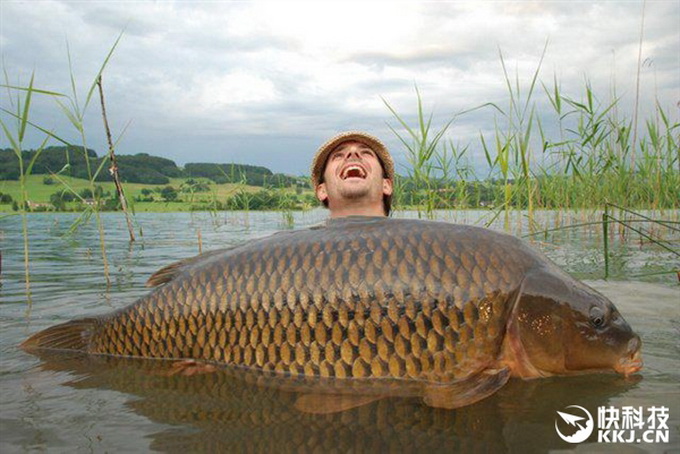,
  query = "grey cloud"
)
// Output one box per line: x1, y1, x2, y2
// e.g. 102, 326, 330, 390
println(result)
74, 3, 159, 37
347, 48, 482, 73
